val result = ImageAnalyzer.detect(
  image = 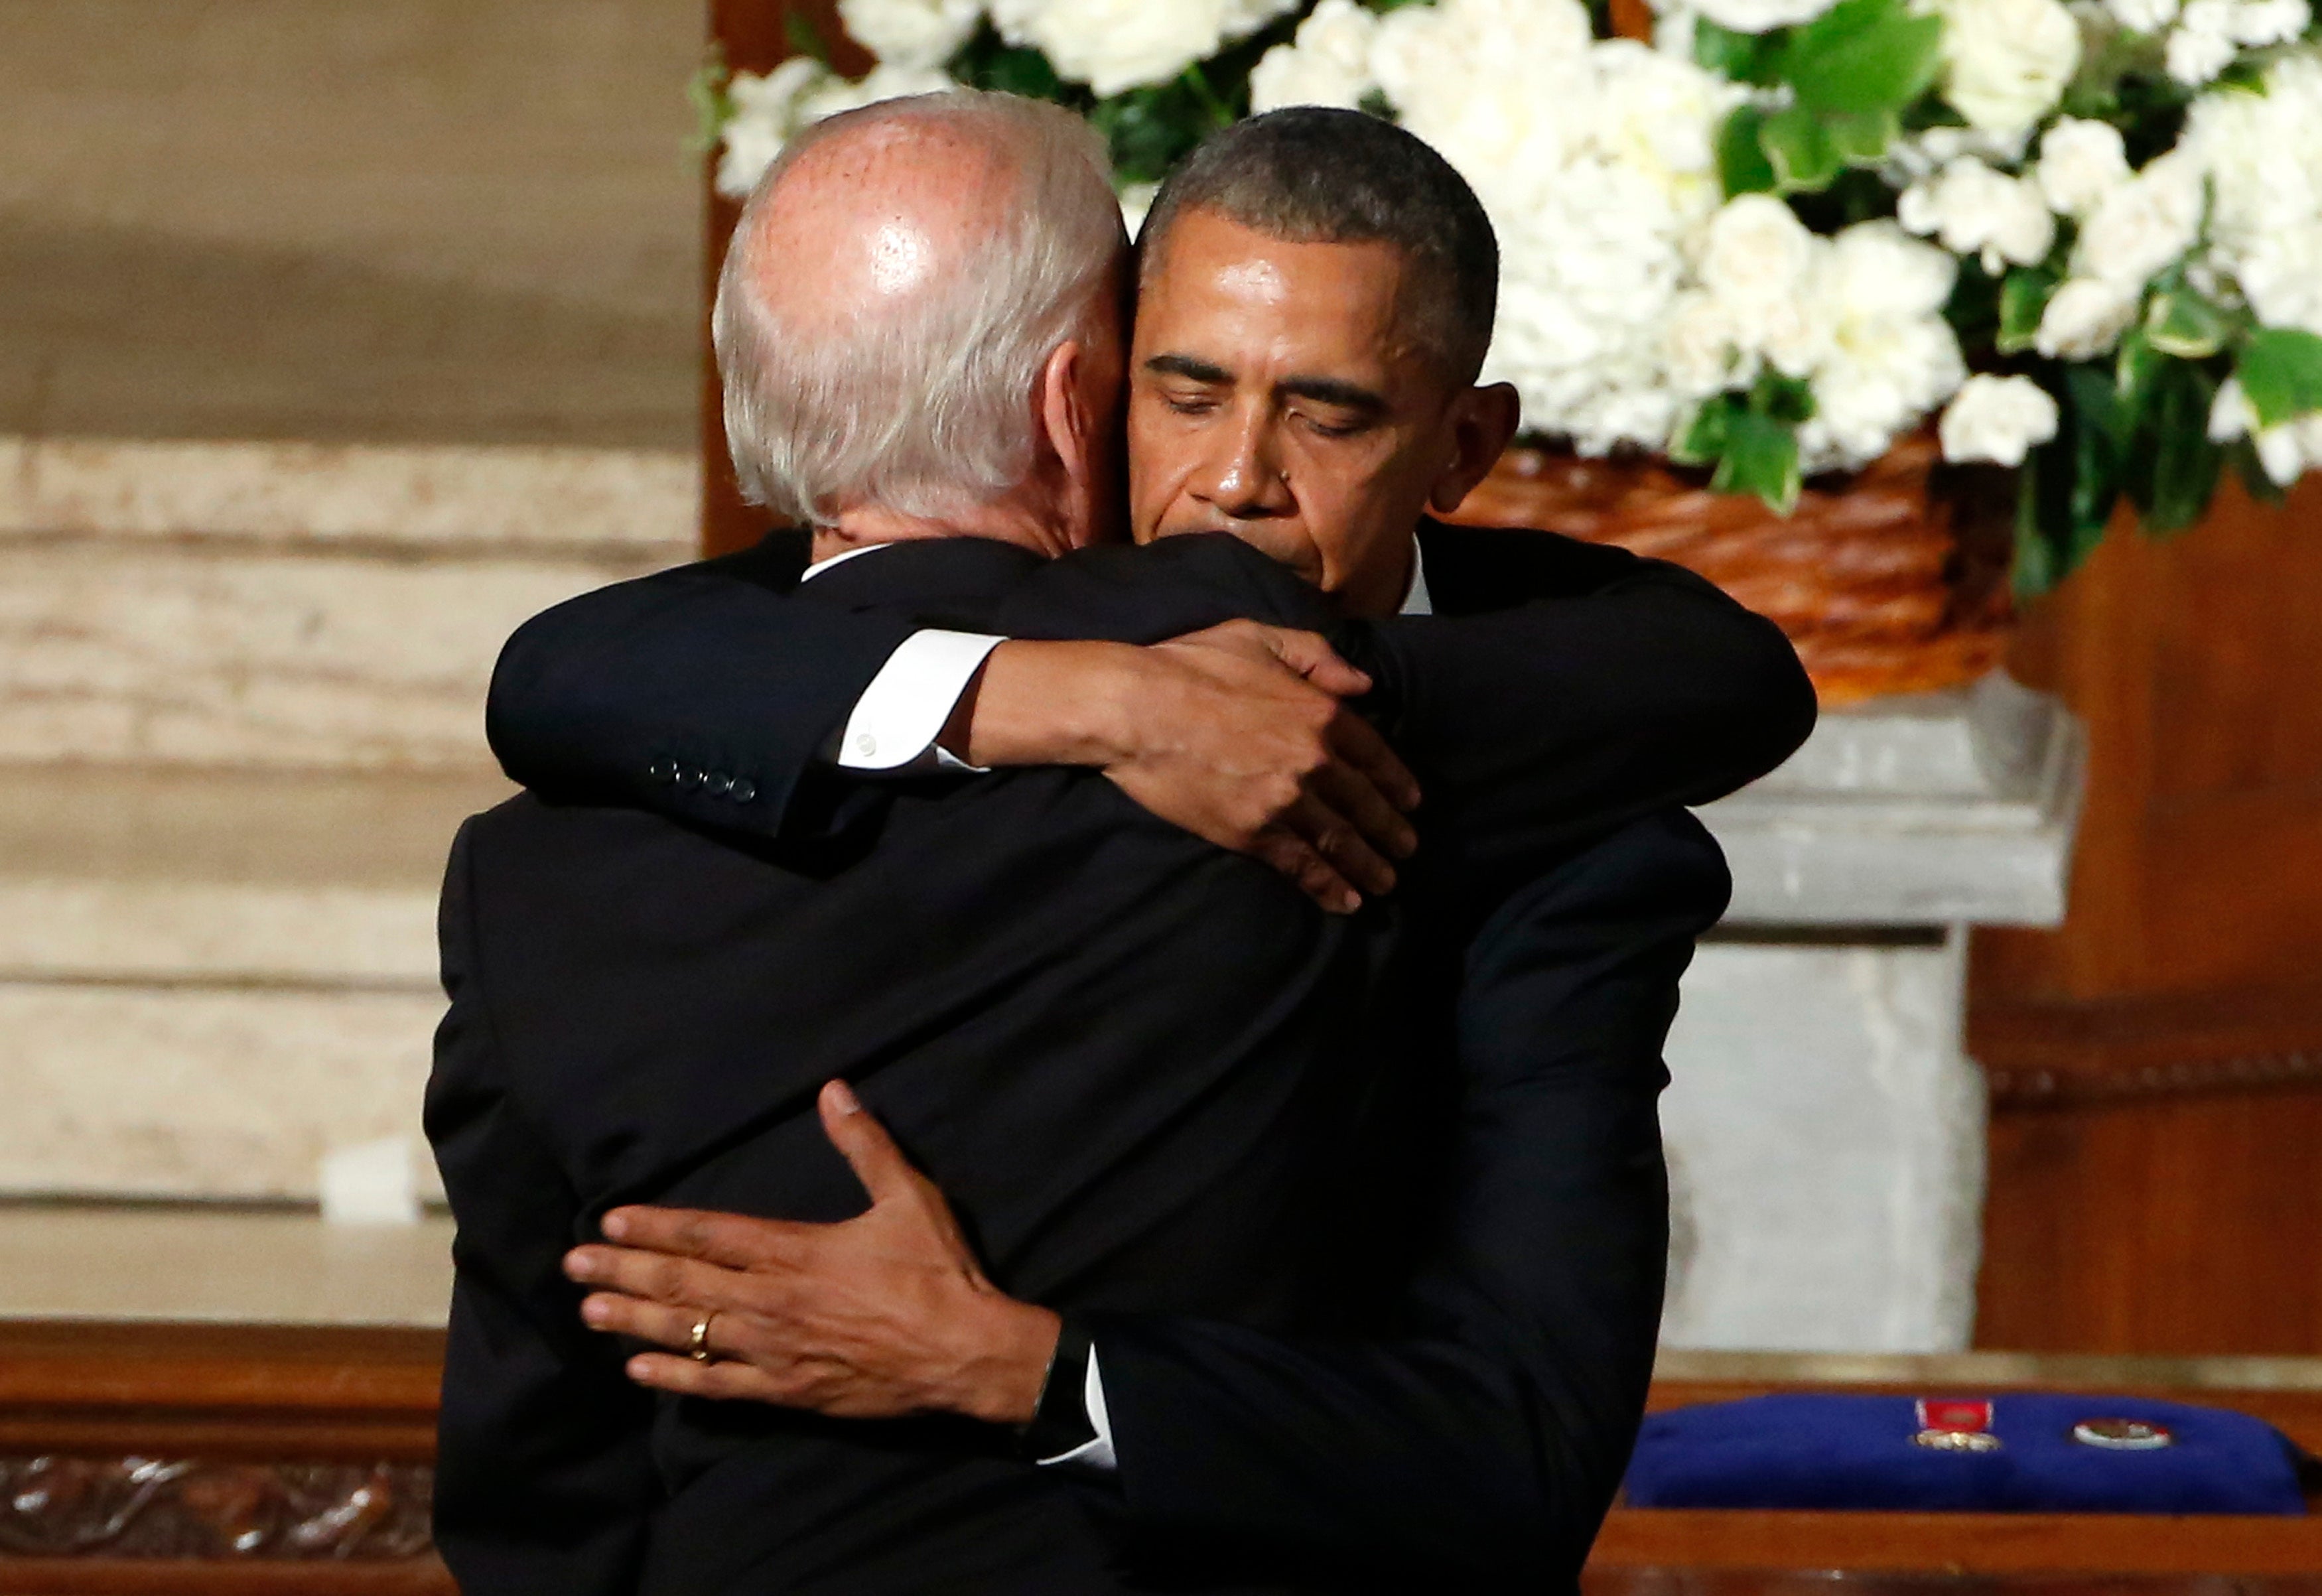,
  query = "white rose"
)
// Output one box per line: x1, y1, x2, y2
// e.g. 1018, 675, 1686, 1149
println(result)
715, 58, 834, 198
796, 61, 957, 123
1797, 222, 1966, 468
1939, 373, 2061, 464
2035, 118, 2132, 217
1117, 181, 1159, 241
2072, 148, 2203, 288
2033, 275, 2140, 356
2165, 3, 2238, 83
2228, 0, 2311, 44
2105, 0, 2179, 27
1698, 194, 1816, 352
1692, 0, 1840, 33
1249, 0, 1379, 111
990, 0, 1300, 96
1936, 0, 2084, 135
837, 0, 982, 68
1897, 157, 2059, 273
